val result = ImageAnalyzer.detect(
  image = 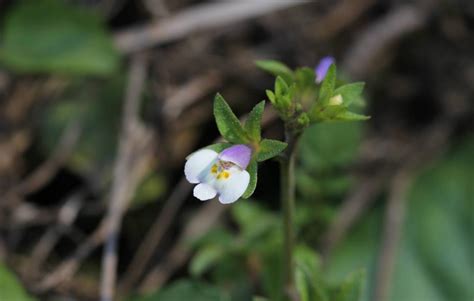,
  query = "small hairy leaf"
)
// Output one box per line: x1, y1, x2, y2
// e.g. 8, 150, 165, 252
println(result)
275, 76, 289, 97
334, 82, 365, 107
266, 90, 276, 105
244, 101, 265, 142
335, 111, 370, 121
242, 160, 258, 199
213, 94, 249, 144
256, 60, 294, 84
257, 139, 288, 162
318, 64, 337, 105
190, 246, 224, 277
